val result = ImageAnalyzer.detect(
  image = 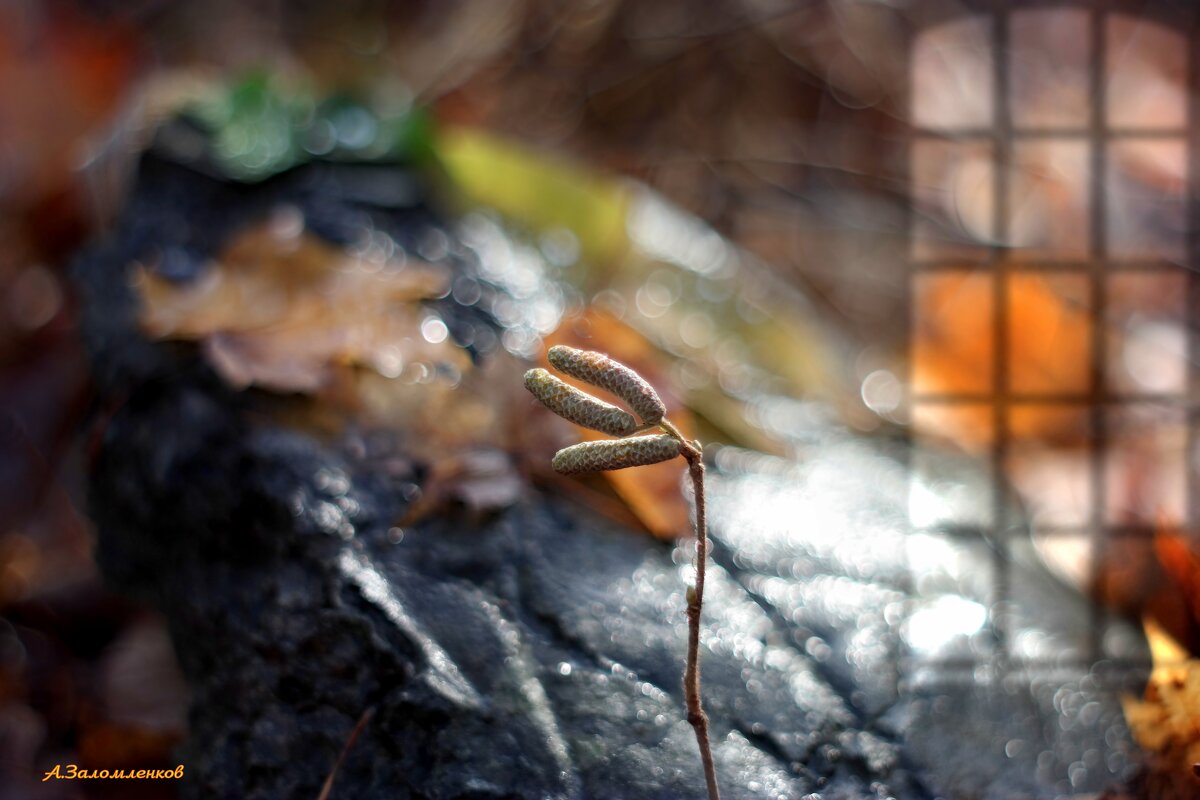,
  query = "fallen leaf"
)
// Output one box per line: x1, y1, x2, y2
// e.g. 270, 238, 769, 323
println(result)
1120, 619, 1200, 799
436, 126, 631, 266
136, 210, 463, 392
